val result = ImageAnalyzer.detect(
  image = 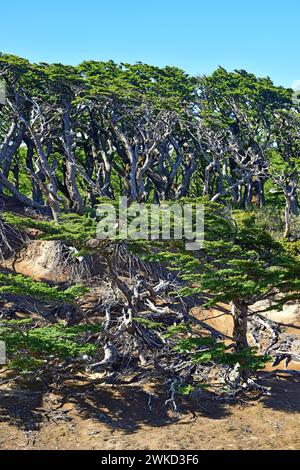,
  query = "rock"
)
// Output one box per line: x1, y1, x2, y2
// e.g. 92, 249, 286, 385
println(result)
251, 298, 300, 324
